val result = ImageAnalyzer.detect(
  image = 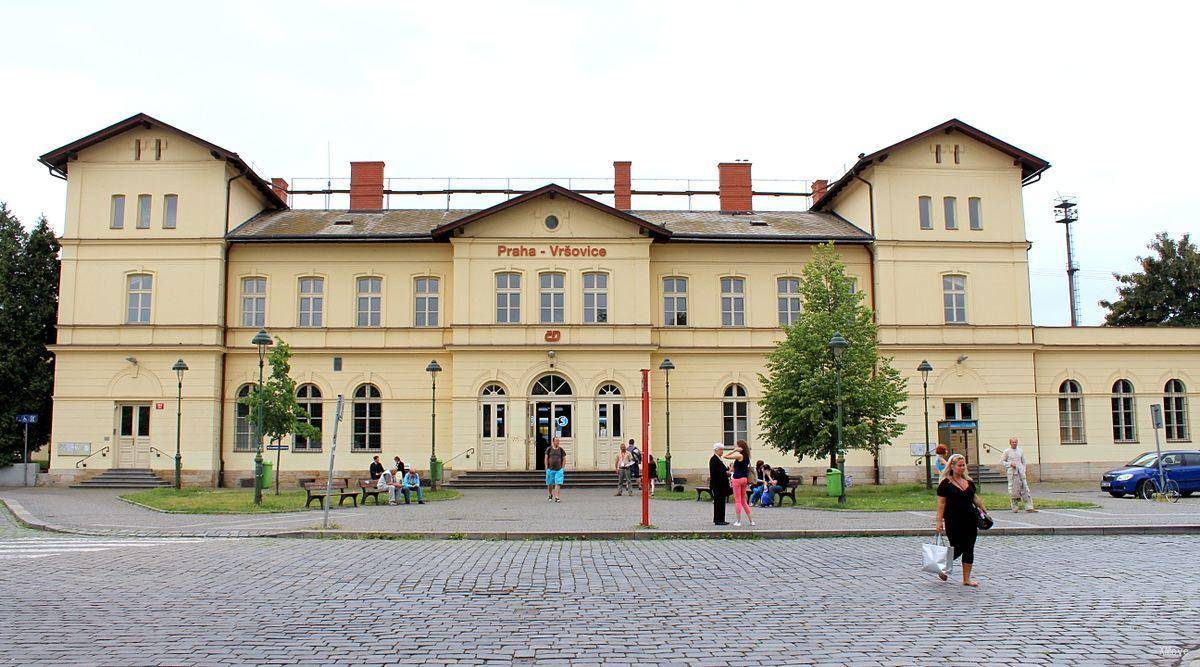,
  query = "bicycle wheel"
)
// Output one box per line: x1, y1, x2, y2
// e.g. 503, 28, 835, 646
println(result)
1164, 479, 1181, 503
